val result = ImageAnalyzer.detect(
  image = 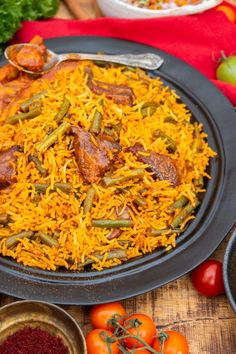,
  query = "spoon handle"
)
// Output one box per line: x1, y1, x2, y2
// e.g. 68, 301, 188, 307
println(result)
59, 53, 164, 70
